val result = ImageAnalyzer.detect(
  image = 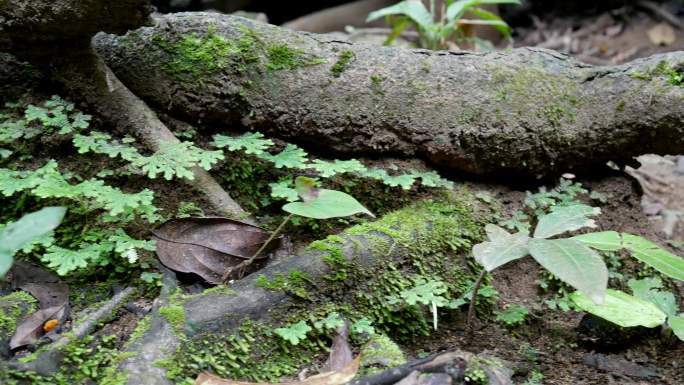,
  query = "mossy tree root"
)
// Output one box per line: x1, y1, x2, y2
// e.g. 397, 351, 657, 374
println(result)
96, 13, 684, 178
111, 196, 487, 385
